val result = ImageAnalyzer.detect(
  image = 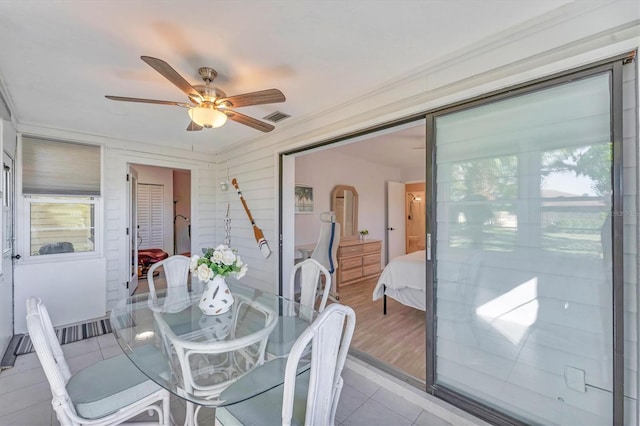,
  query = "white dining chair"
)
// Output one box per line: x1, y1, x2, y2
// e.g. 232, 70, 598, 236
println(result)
25, 297, 171, 426
153, 294, 277, 426
216, 303, 356, 426
266, 258, 332, 359
148, 254, 192, 312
